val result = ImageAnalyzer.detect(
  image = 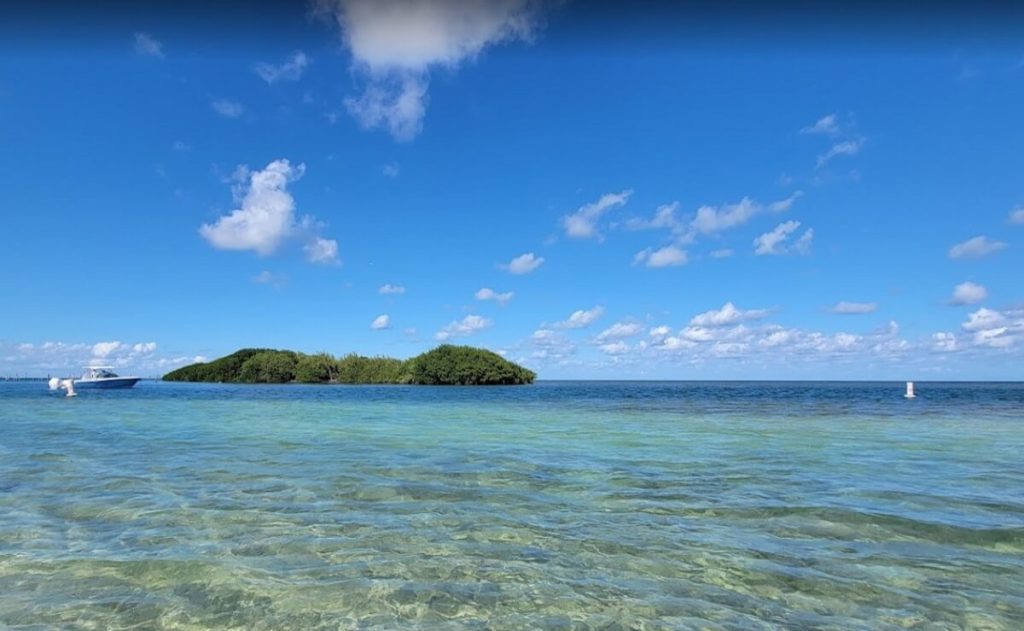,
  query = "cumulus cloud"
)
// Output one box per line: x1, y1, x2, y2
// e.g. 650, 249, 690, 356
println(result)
690, 302, 769, 327
1010, 206, 1024, 224
950, 281, 987, 306
371, 314, 391, 330
563, 190, 632, 239
435, 314, 492, 340
502, 252, 544, 274
379, 283, 405, 294
932, 332, 959, 352
831, 301, 877, 314
92, 341, 123, 358
475, 287, 514, 305
317, 0, 547, 141
555, 306, 605, 329
801, 113, 839, 135
199, 159, 339, 264
254, 51, 310, 84
598, 341, 630, 355
211, 99, 244, 118
949, 235, 1007, 259
133, 32, 164, 58
961, 307, 1023, 348
754, 221, 813, 255
633, 245, 687, 268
